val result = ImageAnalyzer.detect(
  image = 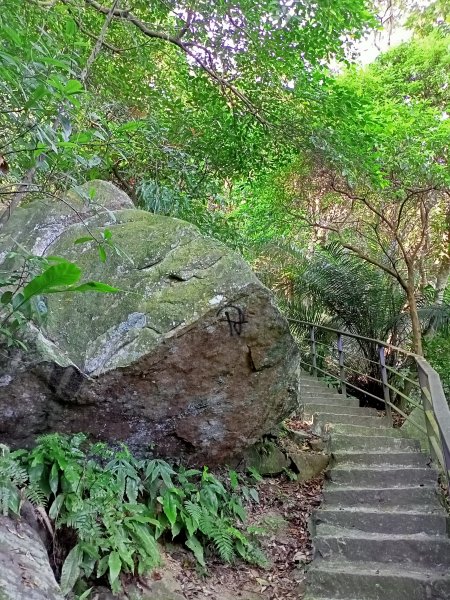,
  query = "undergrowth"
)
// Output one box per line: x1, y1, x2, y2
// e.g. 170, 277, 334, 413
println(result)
0, 434, 265, 596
